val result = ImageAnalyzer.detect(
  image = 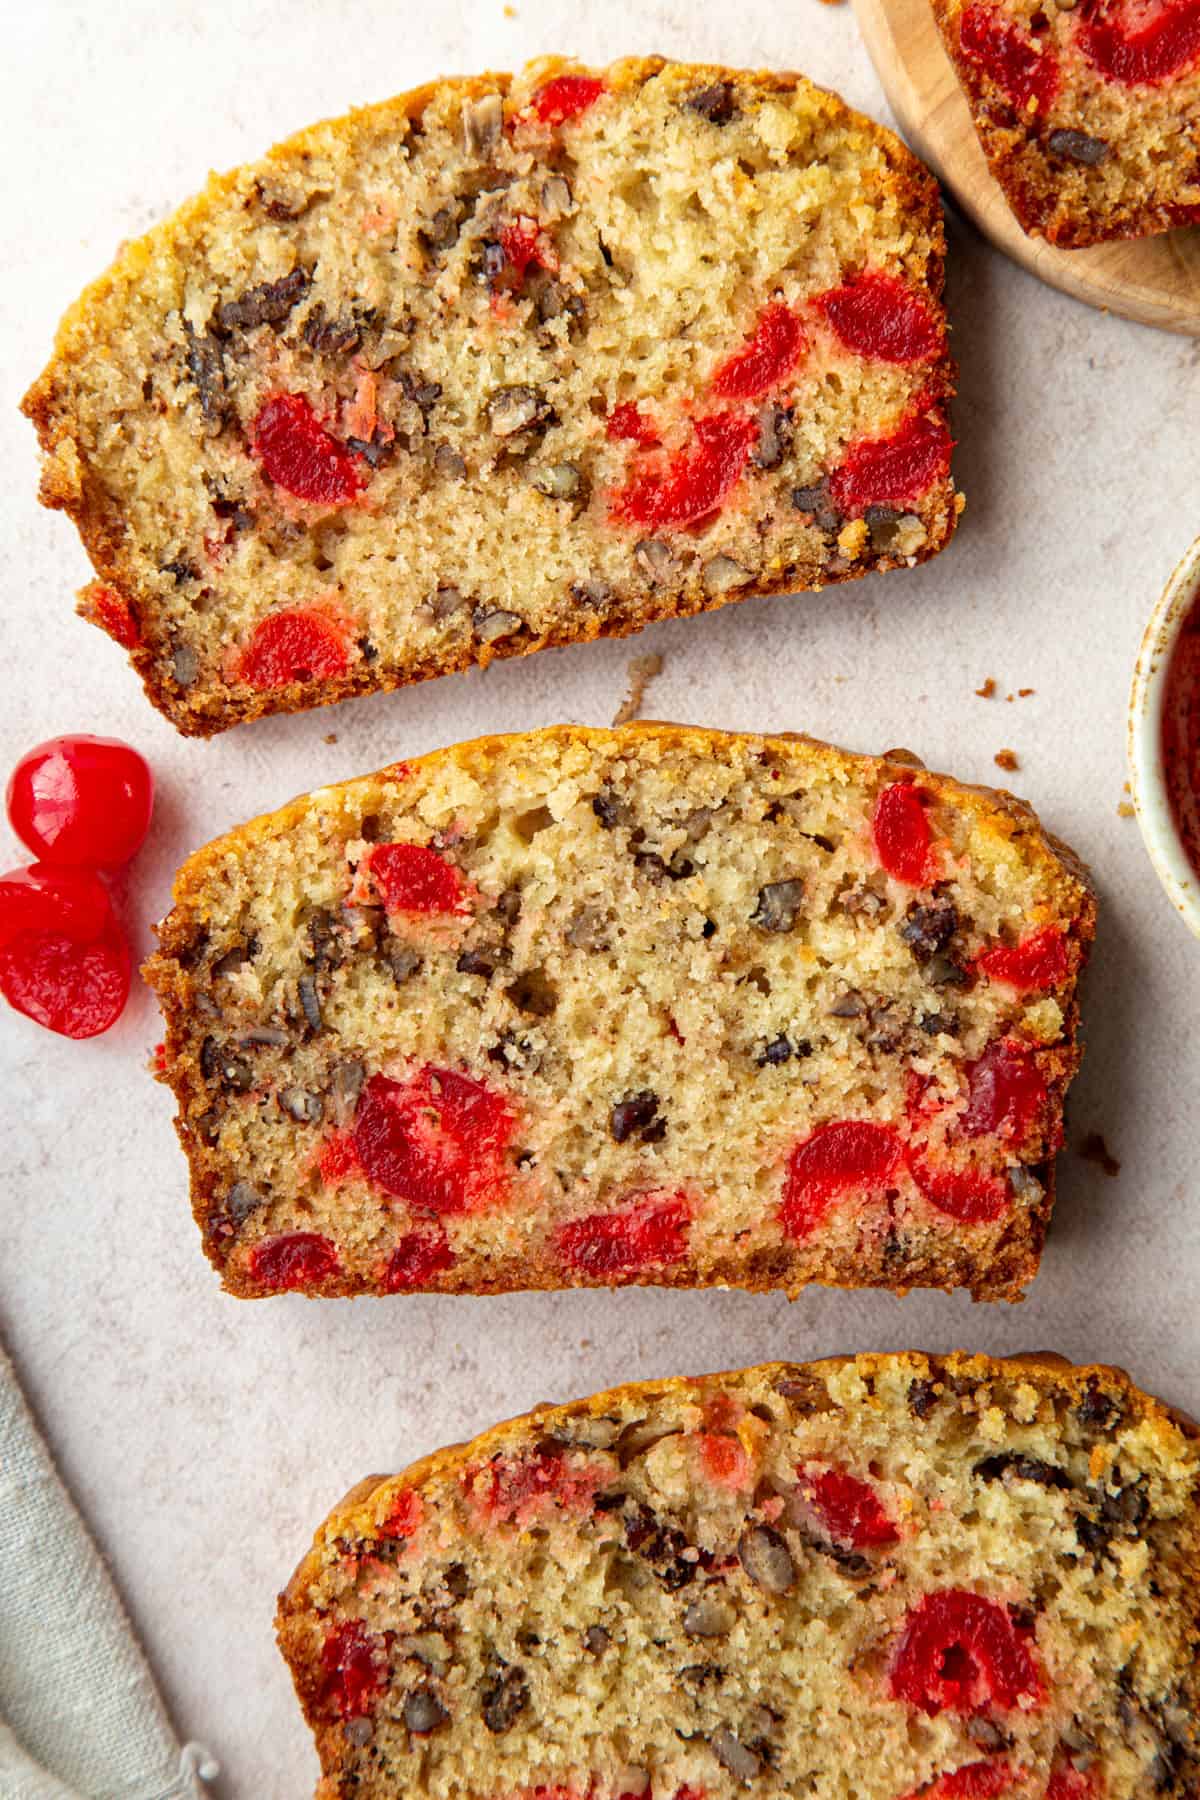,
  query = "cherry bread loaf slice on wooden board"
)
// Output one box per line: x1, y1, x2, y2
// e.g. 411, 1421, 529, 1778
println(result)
144, 724, 1095, 1301
24, 57, 960, 737
930, 0, 1200, 245
276, 1351, 1200, 1800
